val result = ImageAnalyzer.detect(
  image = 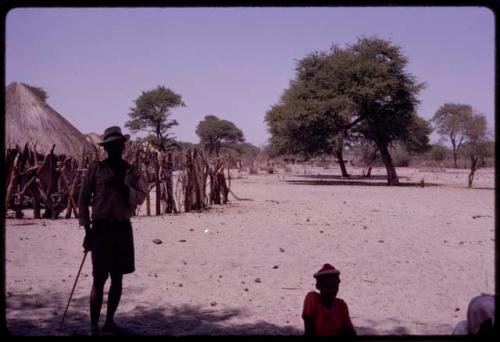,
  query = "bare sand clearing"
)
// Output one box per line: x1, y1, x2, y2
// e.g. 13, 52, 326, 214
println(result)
5, 166, 495, 336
